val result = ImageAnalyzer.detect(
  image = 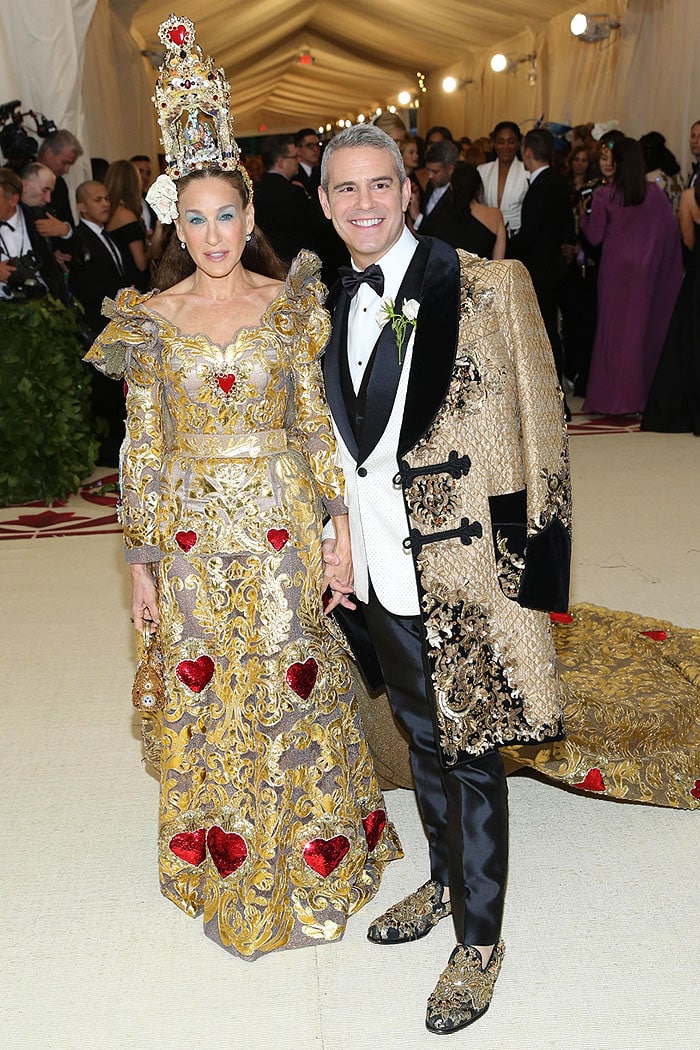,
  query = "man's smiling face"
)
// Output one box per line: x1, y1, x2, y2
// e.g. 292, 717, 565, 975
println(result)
319, 145, 411, 268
